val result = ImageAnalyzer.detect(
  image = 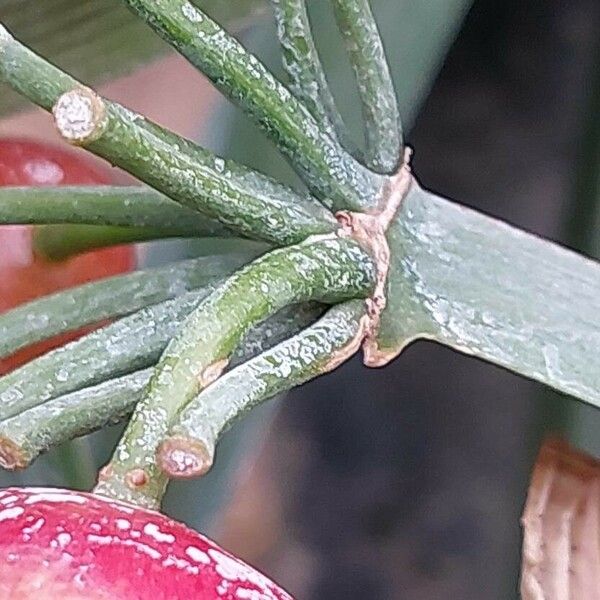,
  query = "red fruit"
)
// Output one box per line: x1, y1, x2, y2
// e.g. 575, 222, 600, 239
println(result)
0, 139, 135, 373
0, 488, 293, 599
